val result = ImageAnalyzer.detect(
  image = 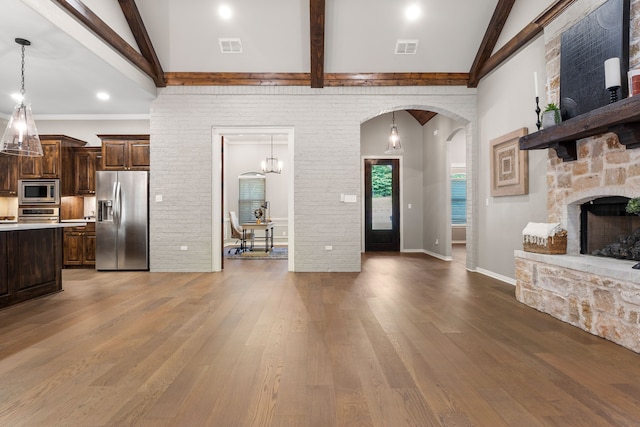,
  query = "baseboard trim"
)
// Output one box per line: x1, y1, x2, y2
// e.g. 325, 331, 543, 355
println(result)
421, 249, 452, 262
475, 267, 516, 286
